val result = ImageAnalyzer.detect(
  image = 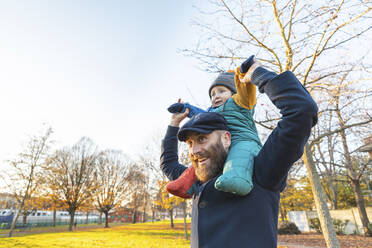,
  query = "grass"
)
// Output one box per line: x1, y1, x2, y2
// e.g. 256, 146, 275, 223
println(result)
0, 221, 190, 248
0, 220, 288, 248
0, 222, 125, 237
